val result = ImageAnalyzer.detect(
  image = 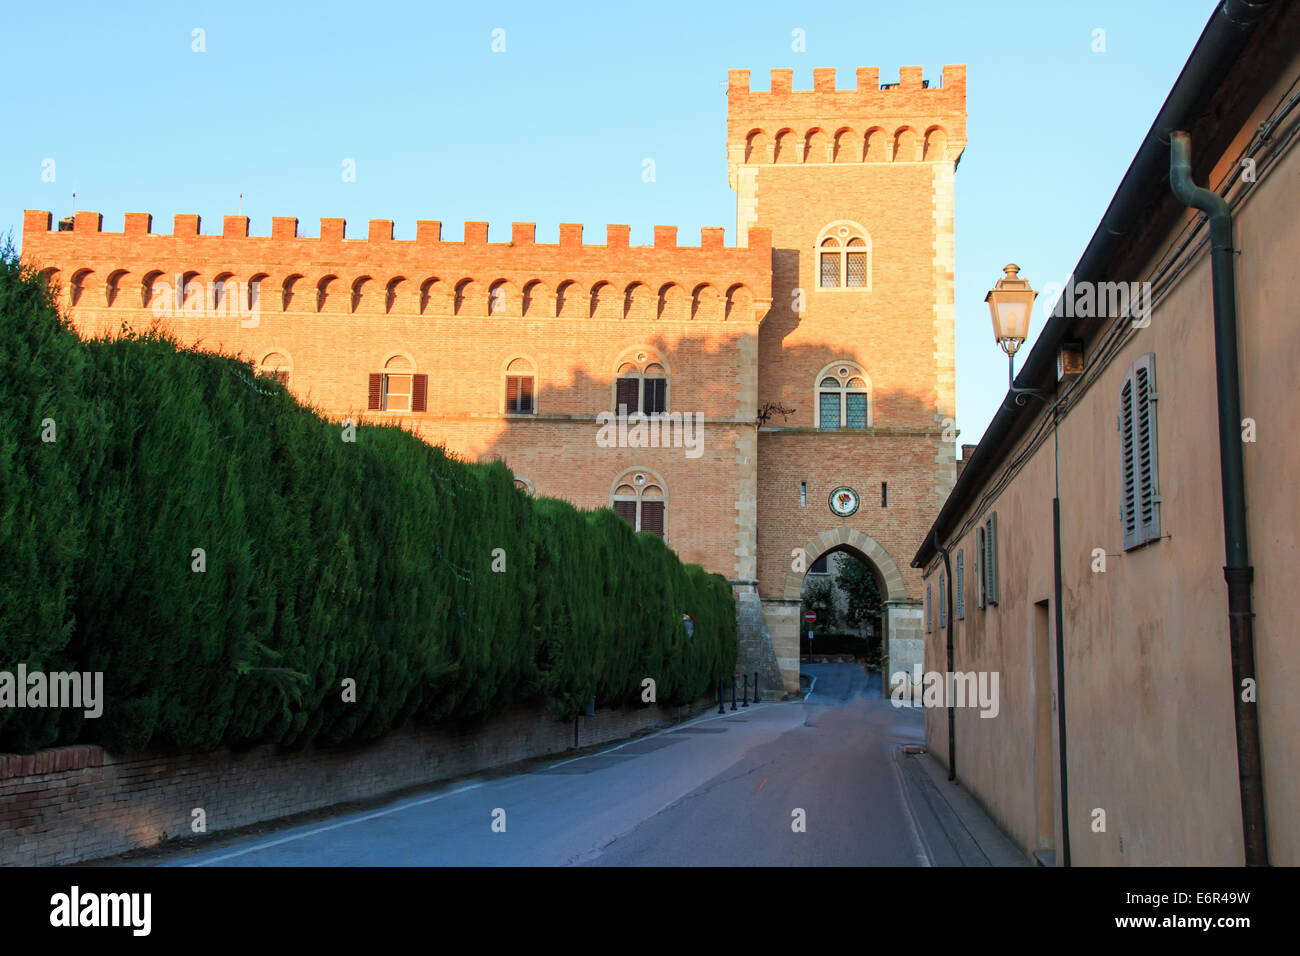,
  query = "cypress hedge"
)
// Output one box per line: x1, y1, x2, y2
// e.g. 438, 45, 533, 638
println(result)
0, 245, 737, 755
